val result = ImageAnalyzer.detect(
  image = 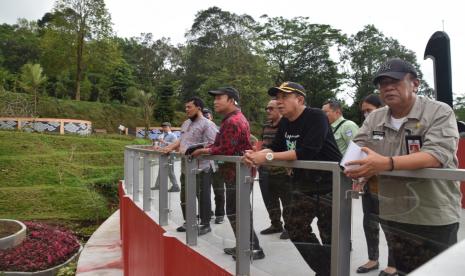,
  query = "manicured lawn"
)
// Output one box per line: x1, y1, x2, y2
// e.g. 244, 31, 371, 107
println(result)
0, 131, 149, 238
